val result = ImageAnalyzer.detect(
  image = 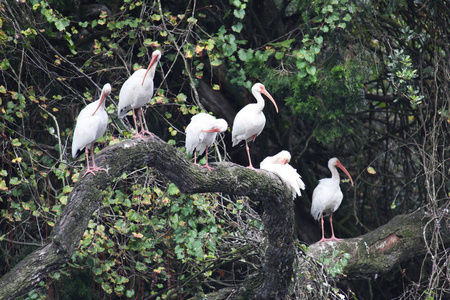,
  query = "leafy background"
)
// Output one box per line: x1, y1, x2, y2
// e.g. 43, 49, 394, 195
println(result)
1, 0, 449, 299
